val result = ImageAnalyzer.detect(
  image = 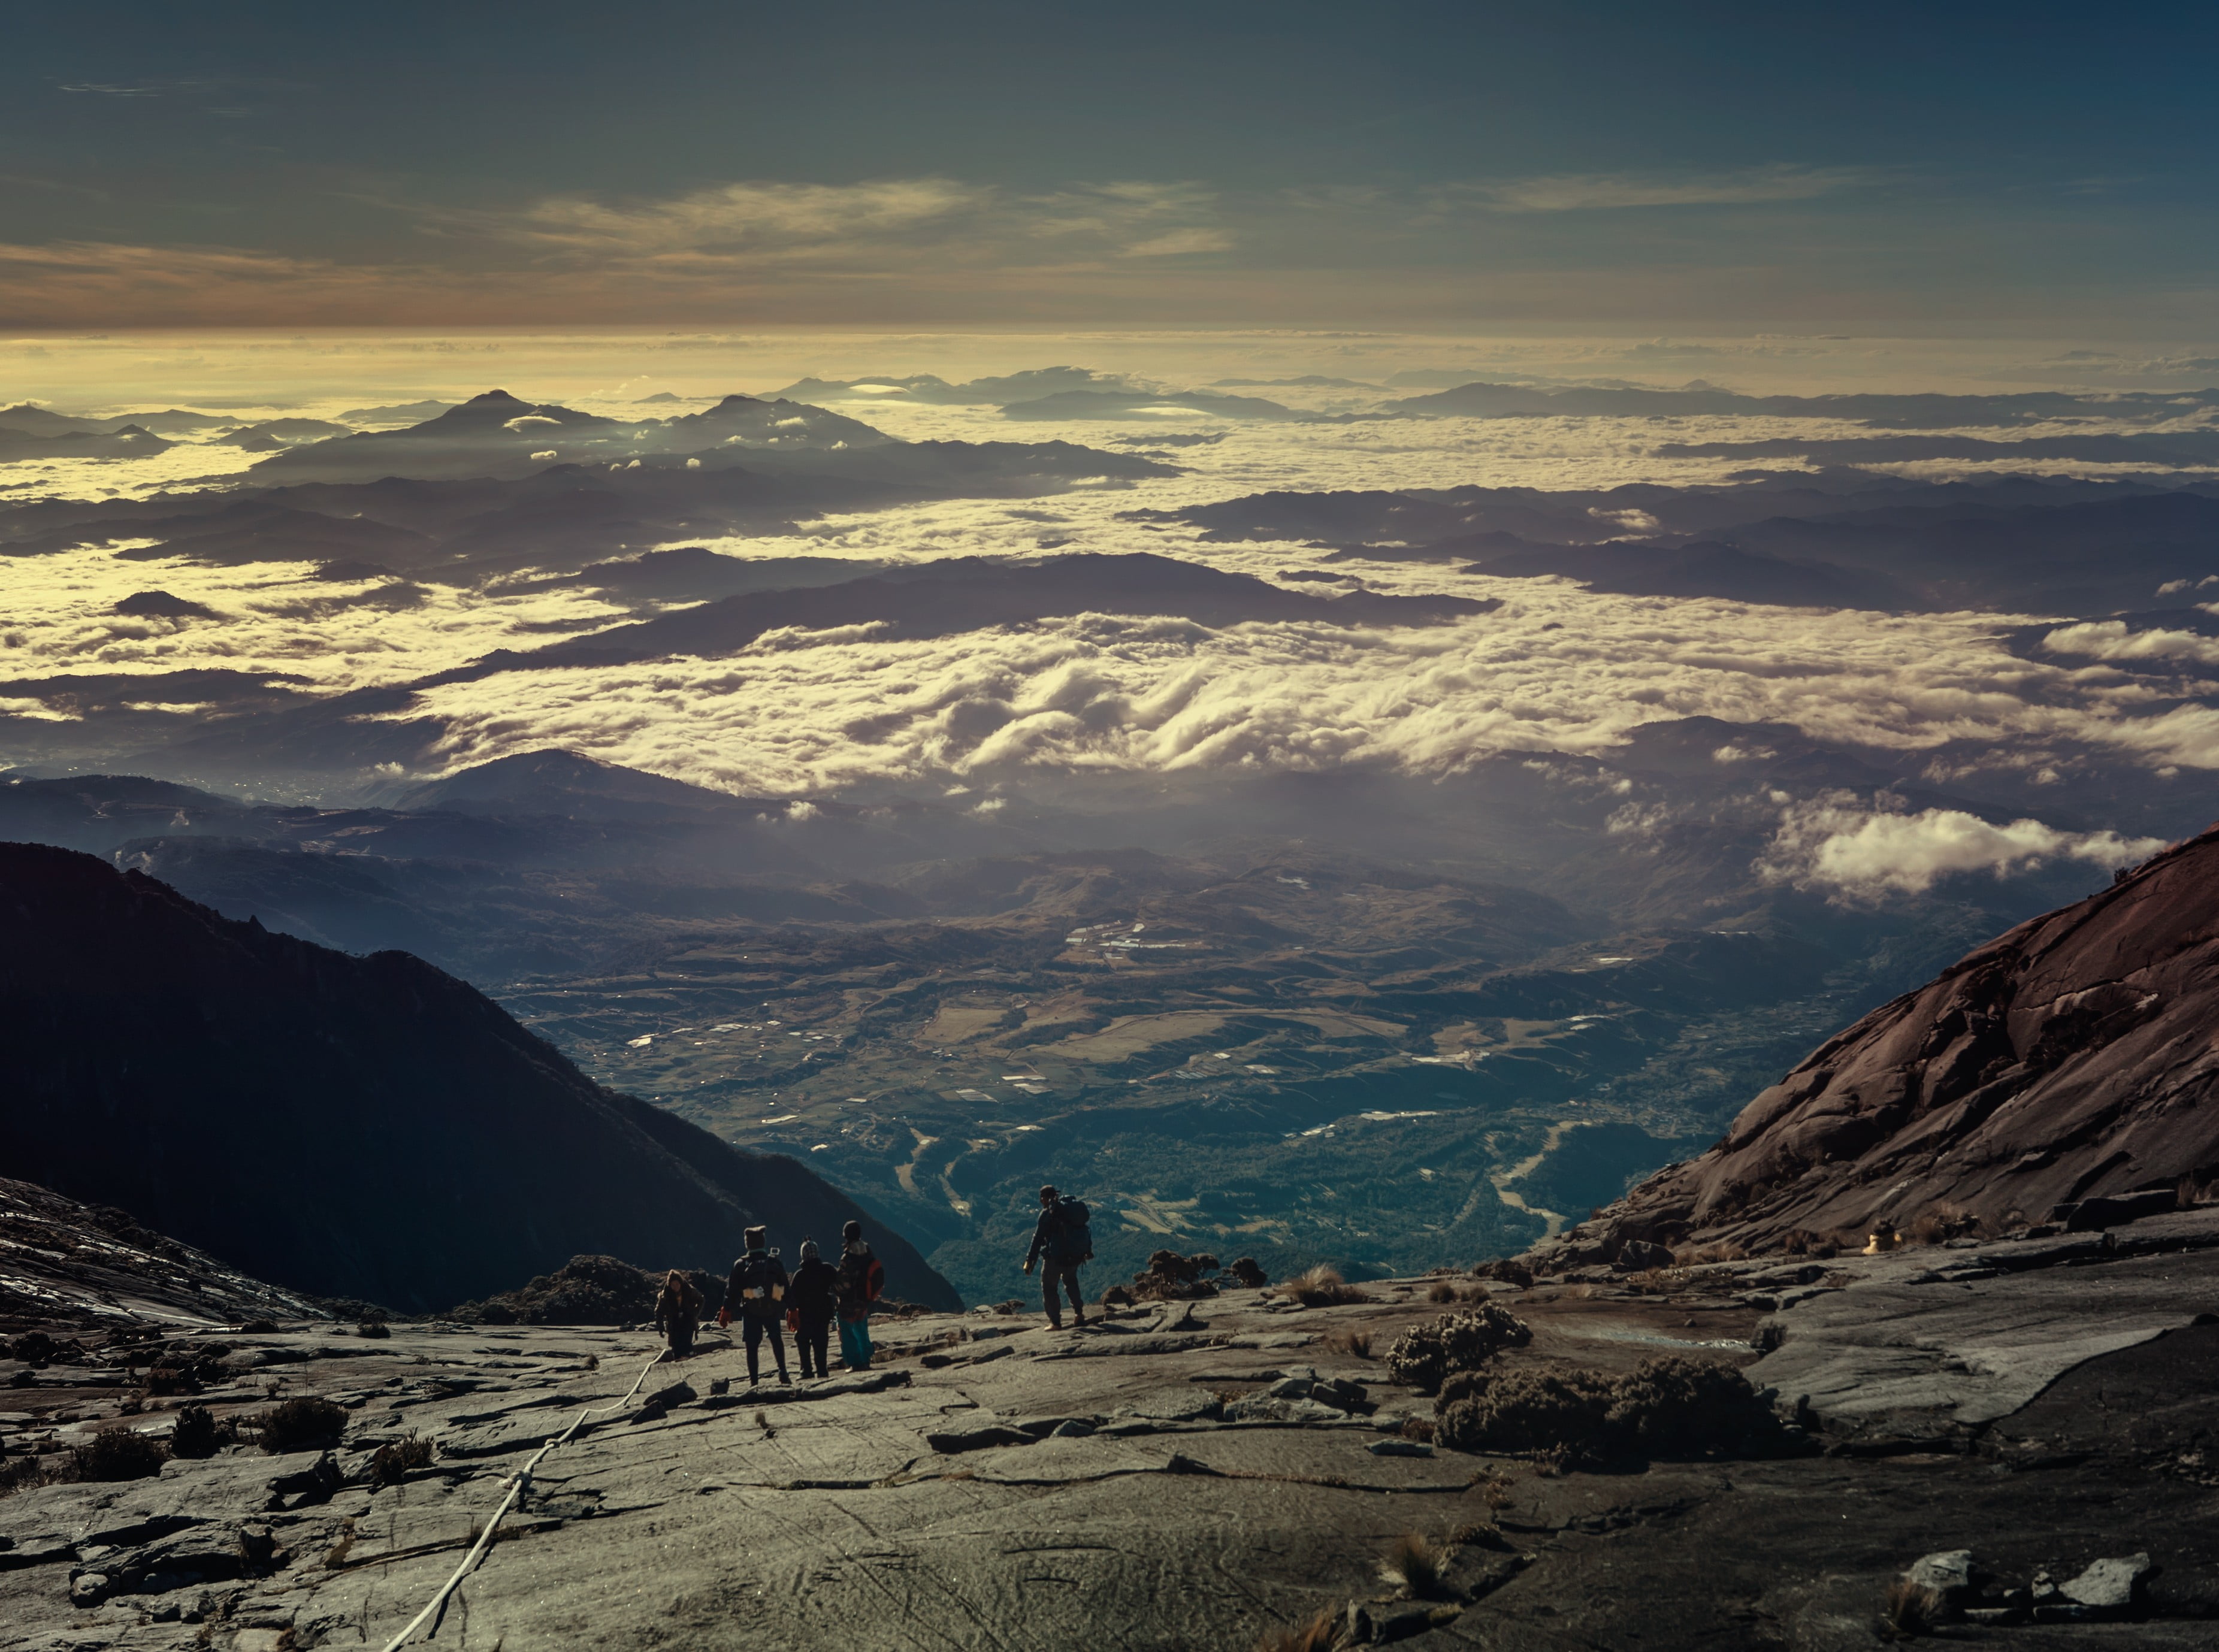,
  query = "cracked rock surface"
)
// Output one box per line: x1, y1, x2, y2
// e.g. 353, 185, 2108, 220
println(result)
5, 1221, 2219, 1650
